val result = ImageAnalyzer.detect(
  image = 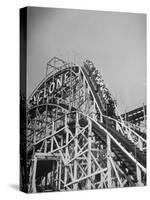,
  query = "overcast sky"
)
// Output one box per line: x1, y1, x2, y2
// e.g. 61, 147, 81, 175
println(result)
27, 7, 146, 114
